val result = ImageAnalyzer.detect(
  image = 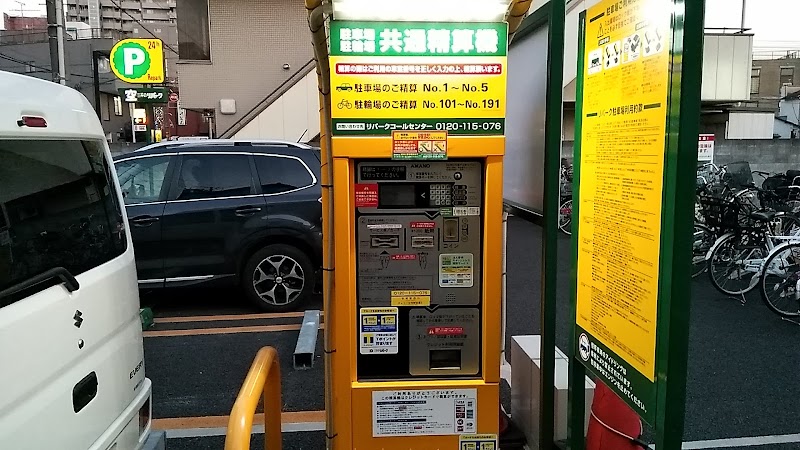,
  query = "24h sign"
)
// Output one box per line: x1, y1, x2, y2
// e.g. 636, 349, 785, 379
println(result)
110, 39, 165, 84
